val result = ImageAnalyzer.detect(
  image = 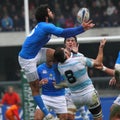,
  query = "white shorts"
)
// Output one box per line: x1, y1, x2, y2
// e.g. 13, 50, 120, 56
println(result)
18, 48, 47, 82
65, 93, 76, 110
114, 94, 120, 105
70, 86, 102, 118
65, 88, 76, 110
36, 95, 67, 114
